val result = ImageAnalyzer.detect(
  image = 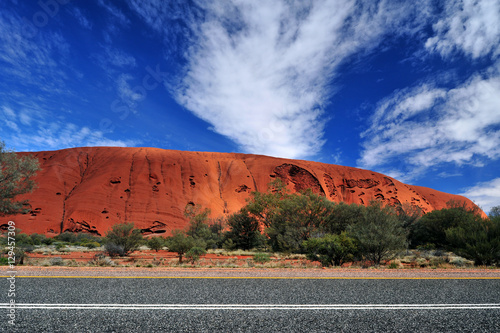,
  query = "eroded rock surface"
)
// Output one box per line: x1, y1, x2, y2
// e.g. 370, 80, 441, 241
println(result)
1, 147, 483, 236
